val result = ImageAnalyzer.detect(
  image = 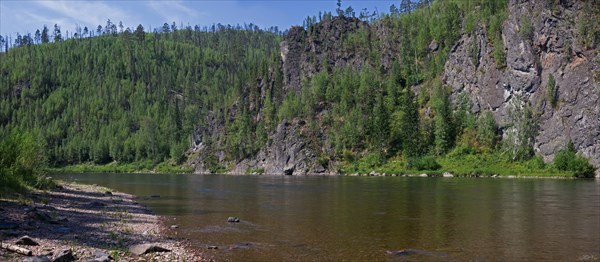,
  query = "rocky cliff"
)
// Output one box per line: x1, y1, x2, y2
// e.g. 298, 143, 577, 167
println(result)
443, 0, 599, 167
191, 1, 599, 174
